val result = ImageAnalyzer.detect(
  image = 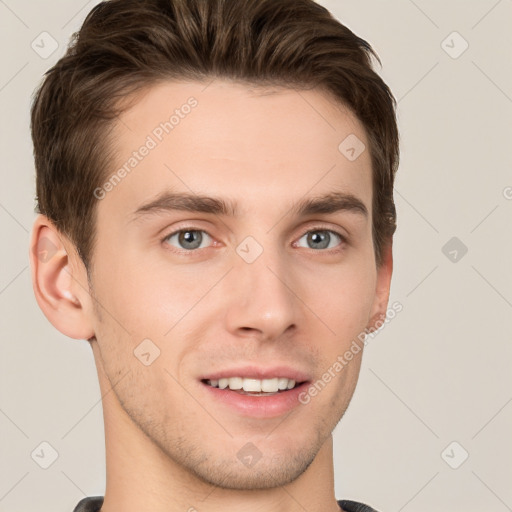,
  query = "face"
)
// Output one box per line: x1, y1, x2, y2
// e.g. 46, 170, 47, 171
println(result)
85, 79, 389, 489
